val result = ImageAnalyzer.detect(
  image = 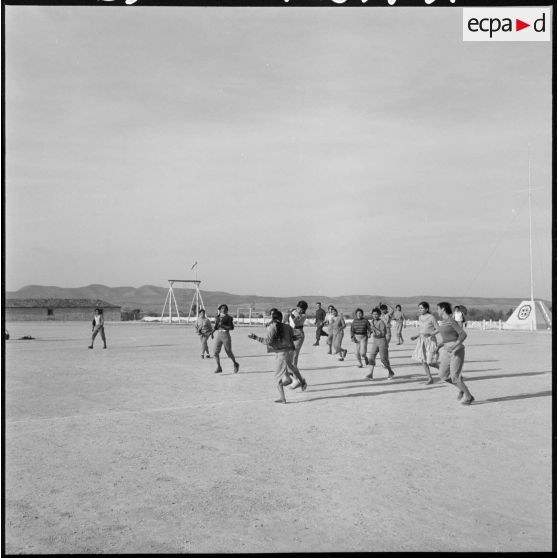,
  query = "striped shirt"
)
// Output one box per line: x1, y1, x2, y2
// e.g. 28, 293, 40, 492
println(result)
351, 317, 371, 336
